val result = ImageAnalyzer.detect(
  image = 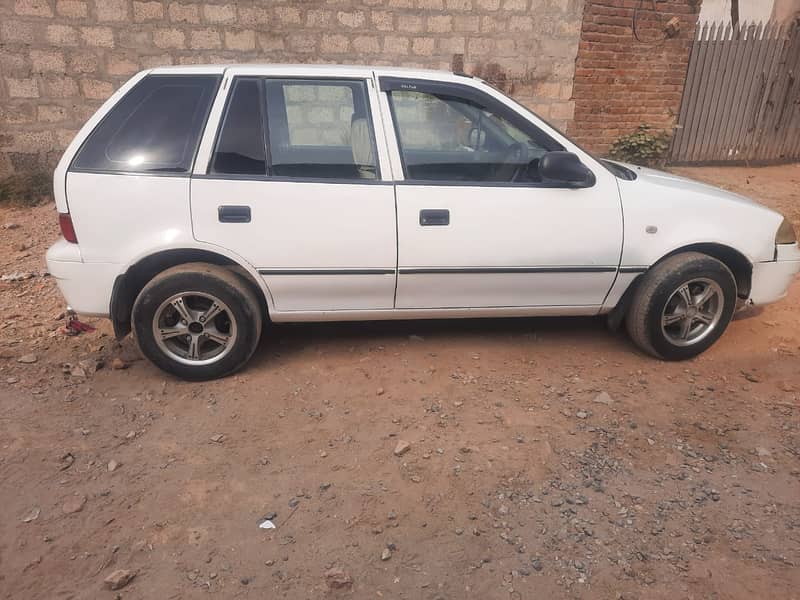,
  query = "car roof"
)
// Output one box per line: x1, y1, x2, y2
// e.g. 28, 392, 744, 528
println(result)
148, 63, 471, 81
